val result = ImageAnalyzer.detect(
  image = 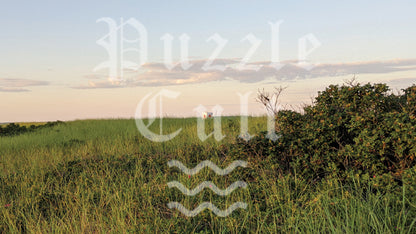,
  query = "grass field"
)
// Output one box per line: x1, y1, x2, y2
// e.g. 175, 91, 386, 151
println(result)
1, 117, 415, 233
